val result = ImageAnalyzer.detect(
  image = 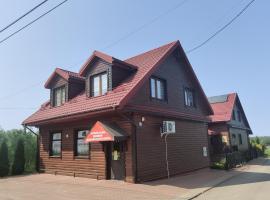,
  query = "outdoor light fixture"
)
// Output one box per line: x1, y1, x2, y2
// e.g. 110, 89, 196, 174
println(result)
141, 116, 145, 122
